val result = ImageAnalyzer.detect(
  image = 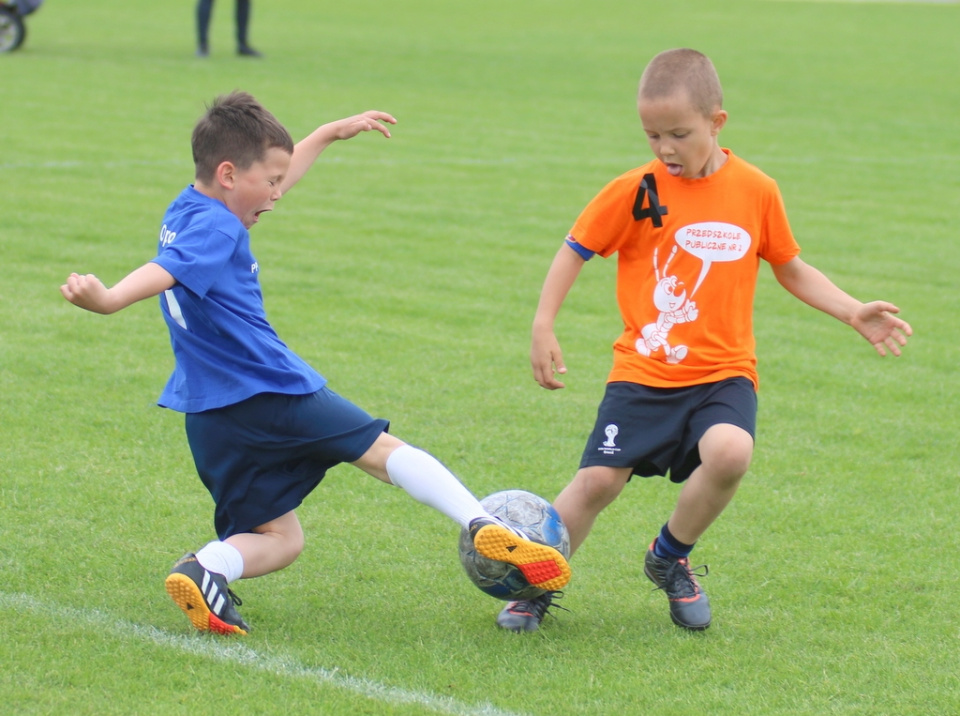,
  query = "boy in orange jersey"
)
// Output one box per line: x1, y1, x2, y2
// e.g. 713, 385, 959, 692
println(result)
496, 48, 911, 633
